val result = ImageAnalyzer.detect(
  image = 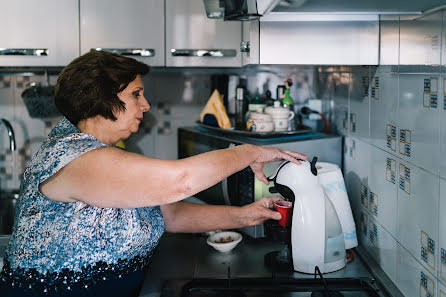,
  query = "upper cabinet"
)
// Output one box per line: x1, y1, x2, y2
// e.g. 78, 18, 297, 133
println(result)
80, 0, 164, 67
0, 0, 79, 67
244, 16, 379, 65
165, 0, 242, 67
